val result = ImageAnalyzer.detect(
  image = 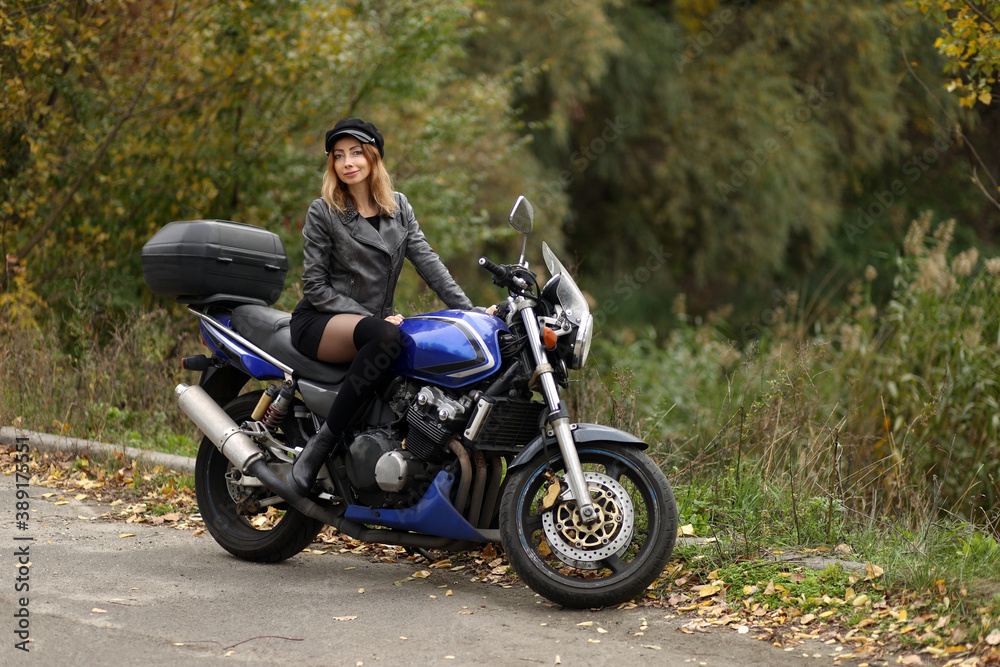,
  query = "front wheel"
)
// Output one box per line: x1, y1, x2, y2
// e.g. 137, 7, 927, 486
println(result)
194, 392, 324, 563
499, 444, 677, 608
